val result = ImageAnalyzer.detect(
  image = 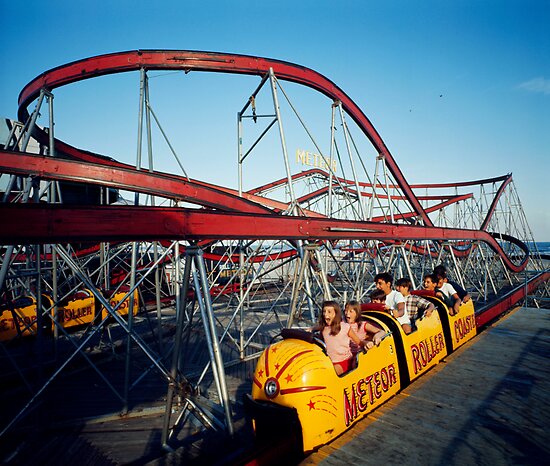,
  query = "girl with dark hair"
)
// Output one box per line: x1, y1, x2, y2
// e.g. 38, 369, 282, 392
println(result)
344, 300, 385, 356
316, 300, 367, 375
